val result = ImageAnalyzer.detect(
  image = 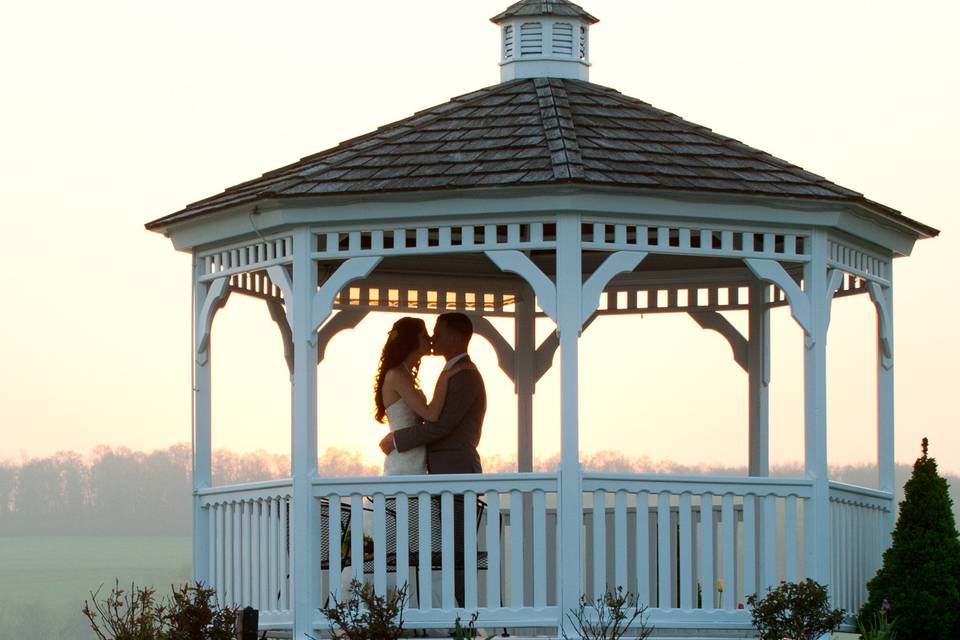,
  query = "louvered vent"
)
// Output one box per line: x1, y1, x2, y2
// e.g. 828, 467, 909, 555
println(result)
553, 22, 574, 56
520, 22, 543, 56
503, 25, 514, 59
579, 26, 588, 60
